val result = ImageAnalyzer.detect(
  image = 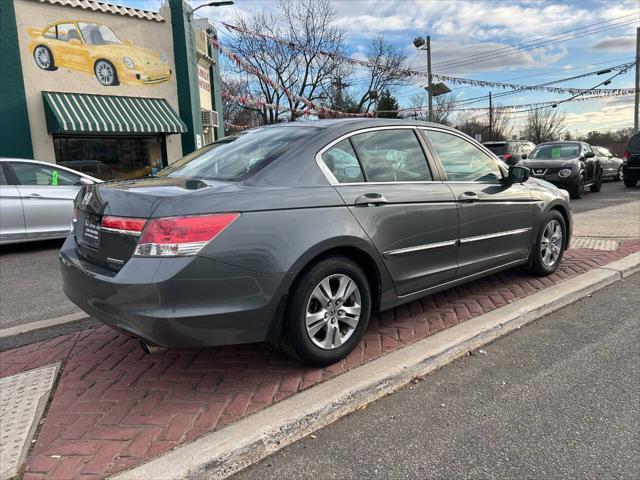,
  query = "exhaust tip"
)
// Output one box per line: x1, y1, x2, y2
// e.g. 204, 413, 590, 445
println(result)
139, 339, 167, 355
